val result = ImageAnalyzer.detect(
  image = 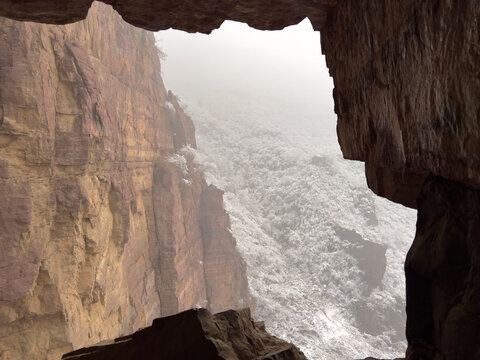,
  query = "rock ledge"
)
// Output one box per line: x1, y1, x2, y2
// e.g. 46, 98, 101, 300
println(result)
62, 308, 307, 360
